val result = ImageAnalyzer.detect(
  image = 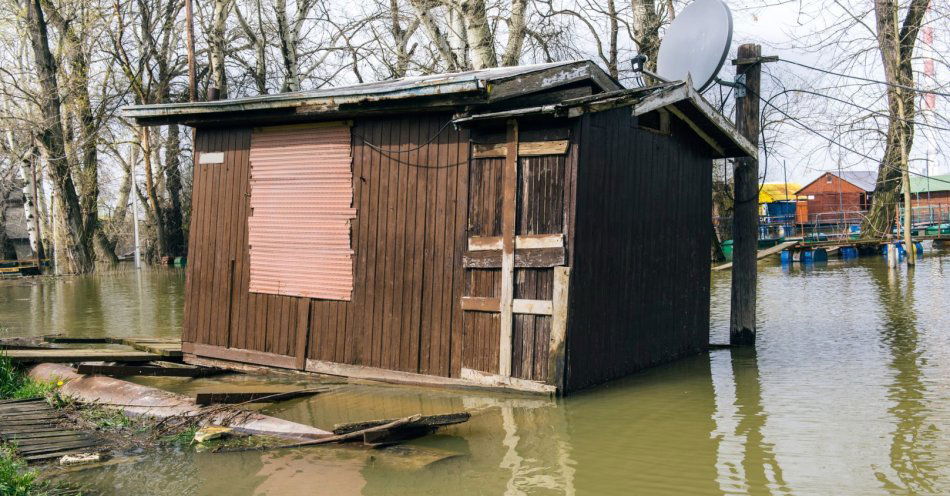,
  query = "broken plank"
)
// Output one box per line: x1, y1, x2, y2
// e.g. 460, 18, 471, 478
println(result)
76, 364, 223, 378
463, 247, 565, 269
332, 412, 471, 435
472, 140, 569, 158
194, 390, 323, 406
